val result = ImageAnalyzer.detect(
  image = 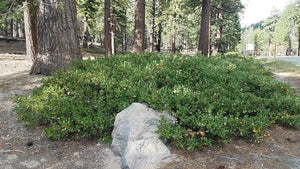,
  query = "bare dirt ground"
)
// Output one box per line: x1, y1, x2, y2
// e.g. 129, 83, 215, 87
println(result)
0, 40, 120, 169
0, 40, 299, 169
